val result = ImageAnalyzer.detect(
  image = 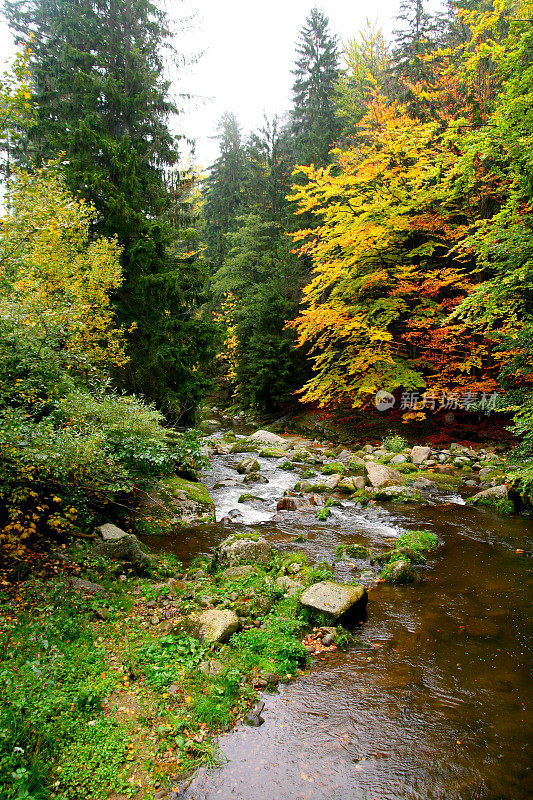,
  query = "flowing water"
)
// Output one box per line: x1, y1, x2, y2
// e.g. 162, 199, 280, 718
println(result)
147, 425, 533, 800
